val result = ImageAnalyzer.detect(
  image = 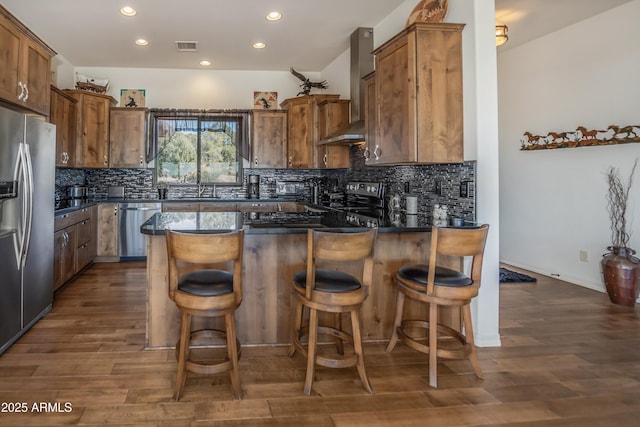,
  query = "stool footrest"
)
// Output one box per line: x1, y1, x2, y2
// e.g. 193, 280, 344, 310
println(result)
175, 328, 242, 376
397, 320, 472, 360
292, 325, 359, 369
